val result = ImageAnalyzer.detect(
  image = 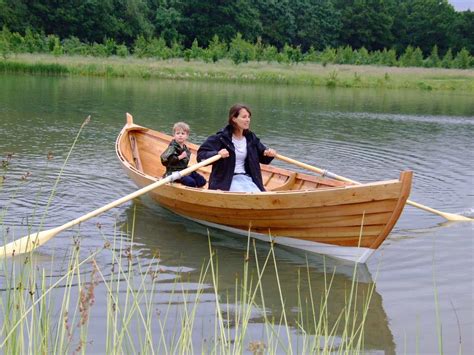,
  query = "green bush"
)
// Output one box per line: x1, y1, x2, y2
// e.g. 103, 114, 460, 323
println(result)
0, 26, 12, 58
132, 36, 172, 59
204, 35, 227, 63
89, 43, 108, 57
442, 49, 453, 68
354, 47, 370, 65
400, 46, 415, 67
0, 26, 469, 71
335, 46, 355, 64
229, 33, 255, 64
9, 32, 25, 53
412, 47, 424, 67
426, 45, 441, 68
320, 47, 336, 65
384, 49, 398, 66
52, 36, 63, 57
282, 44, 303, 64
24, 28, 47, 53
133, 35, 148, 58
254, 37, 265, 62
170, 41, 183, 58
62, 36, 88, 55
262, 45, 278, 63
189, 38, 203, 60
103, 38, 117, 56
453, 48, 472, 69
116, 44, 129, 57
304, 46, 318, 62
